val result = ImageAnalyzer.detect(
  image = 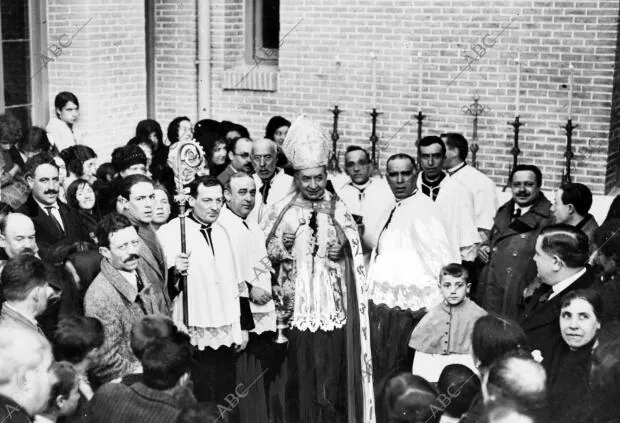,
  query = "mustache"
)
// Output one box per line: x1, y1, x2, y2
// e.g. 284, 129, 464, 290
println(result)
44, 190, 59, 195
19, 248, 36, 255
124, 254, 140, 263
517, 191, 529, 196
